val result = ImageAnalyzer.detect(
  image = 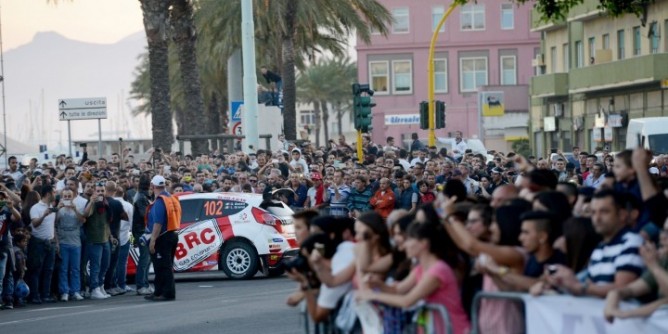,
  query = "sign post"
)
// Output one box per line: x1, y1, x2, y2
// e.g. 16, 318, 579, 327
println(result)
58, 97, 107, 157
